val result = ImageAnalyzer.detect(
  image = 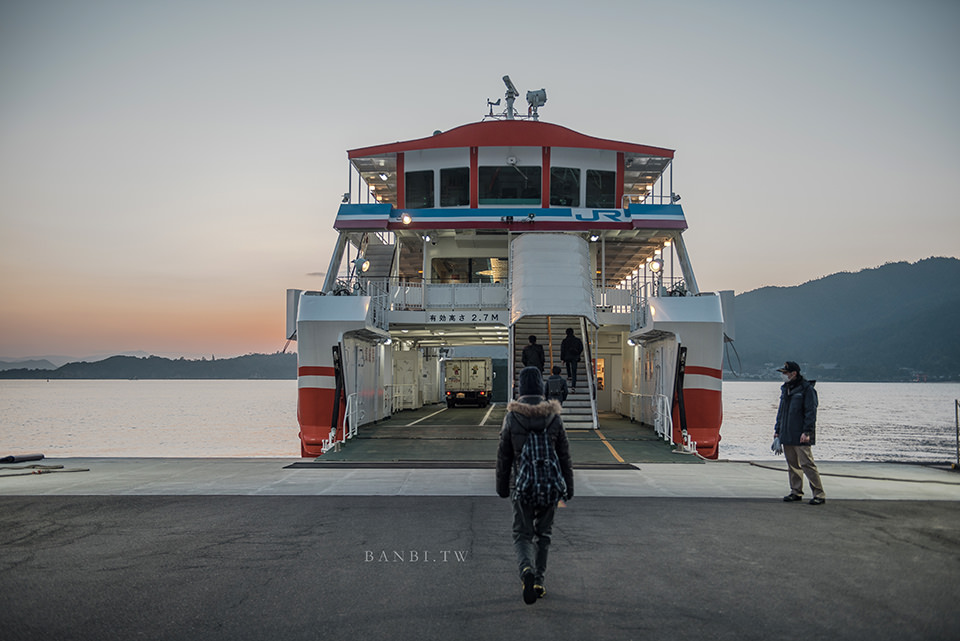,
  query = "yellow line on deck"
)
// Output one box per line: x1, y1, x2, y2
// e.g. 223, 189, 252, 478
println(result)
594, 429, 626, 463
